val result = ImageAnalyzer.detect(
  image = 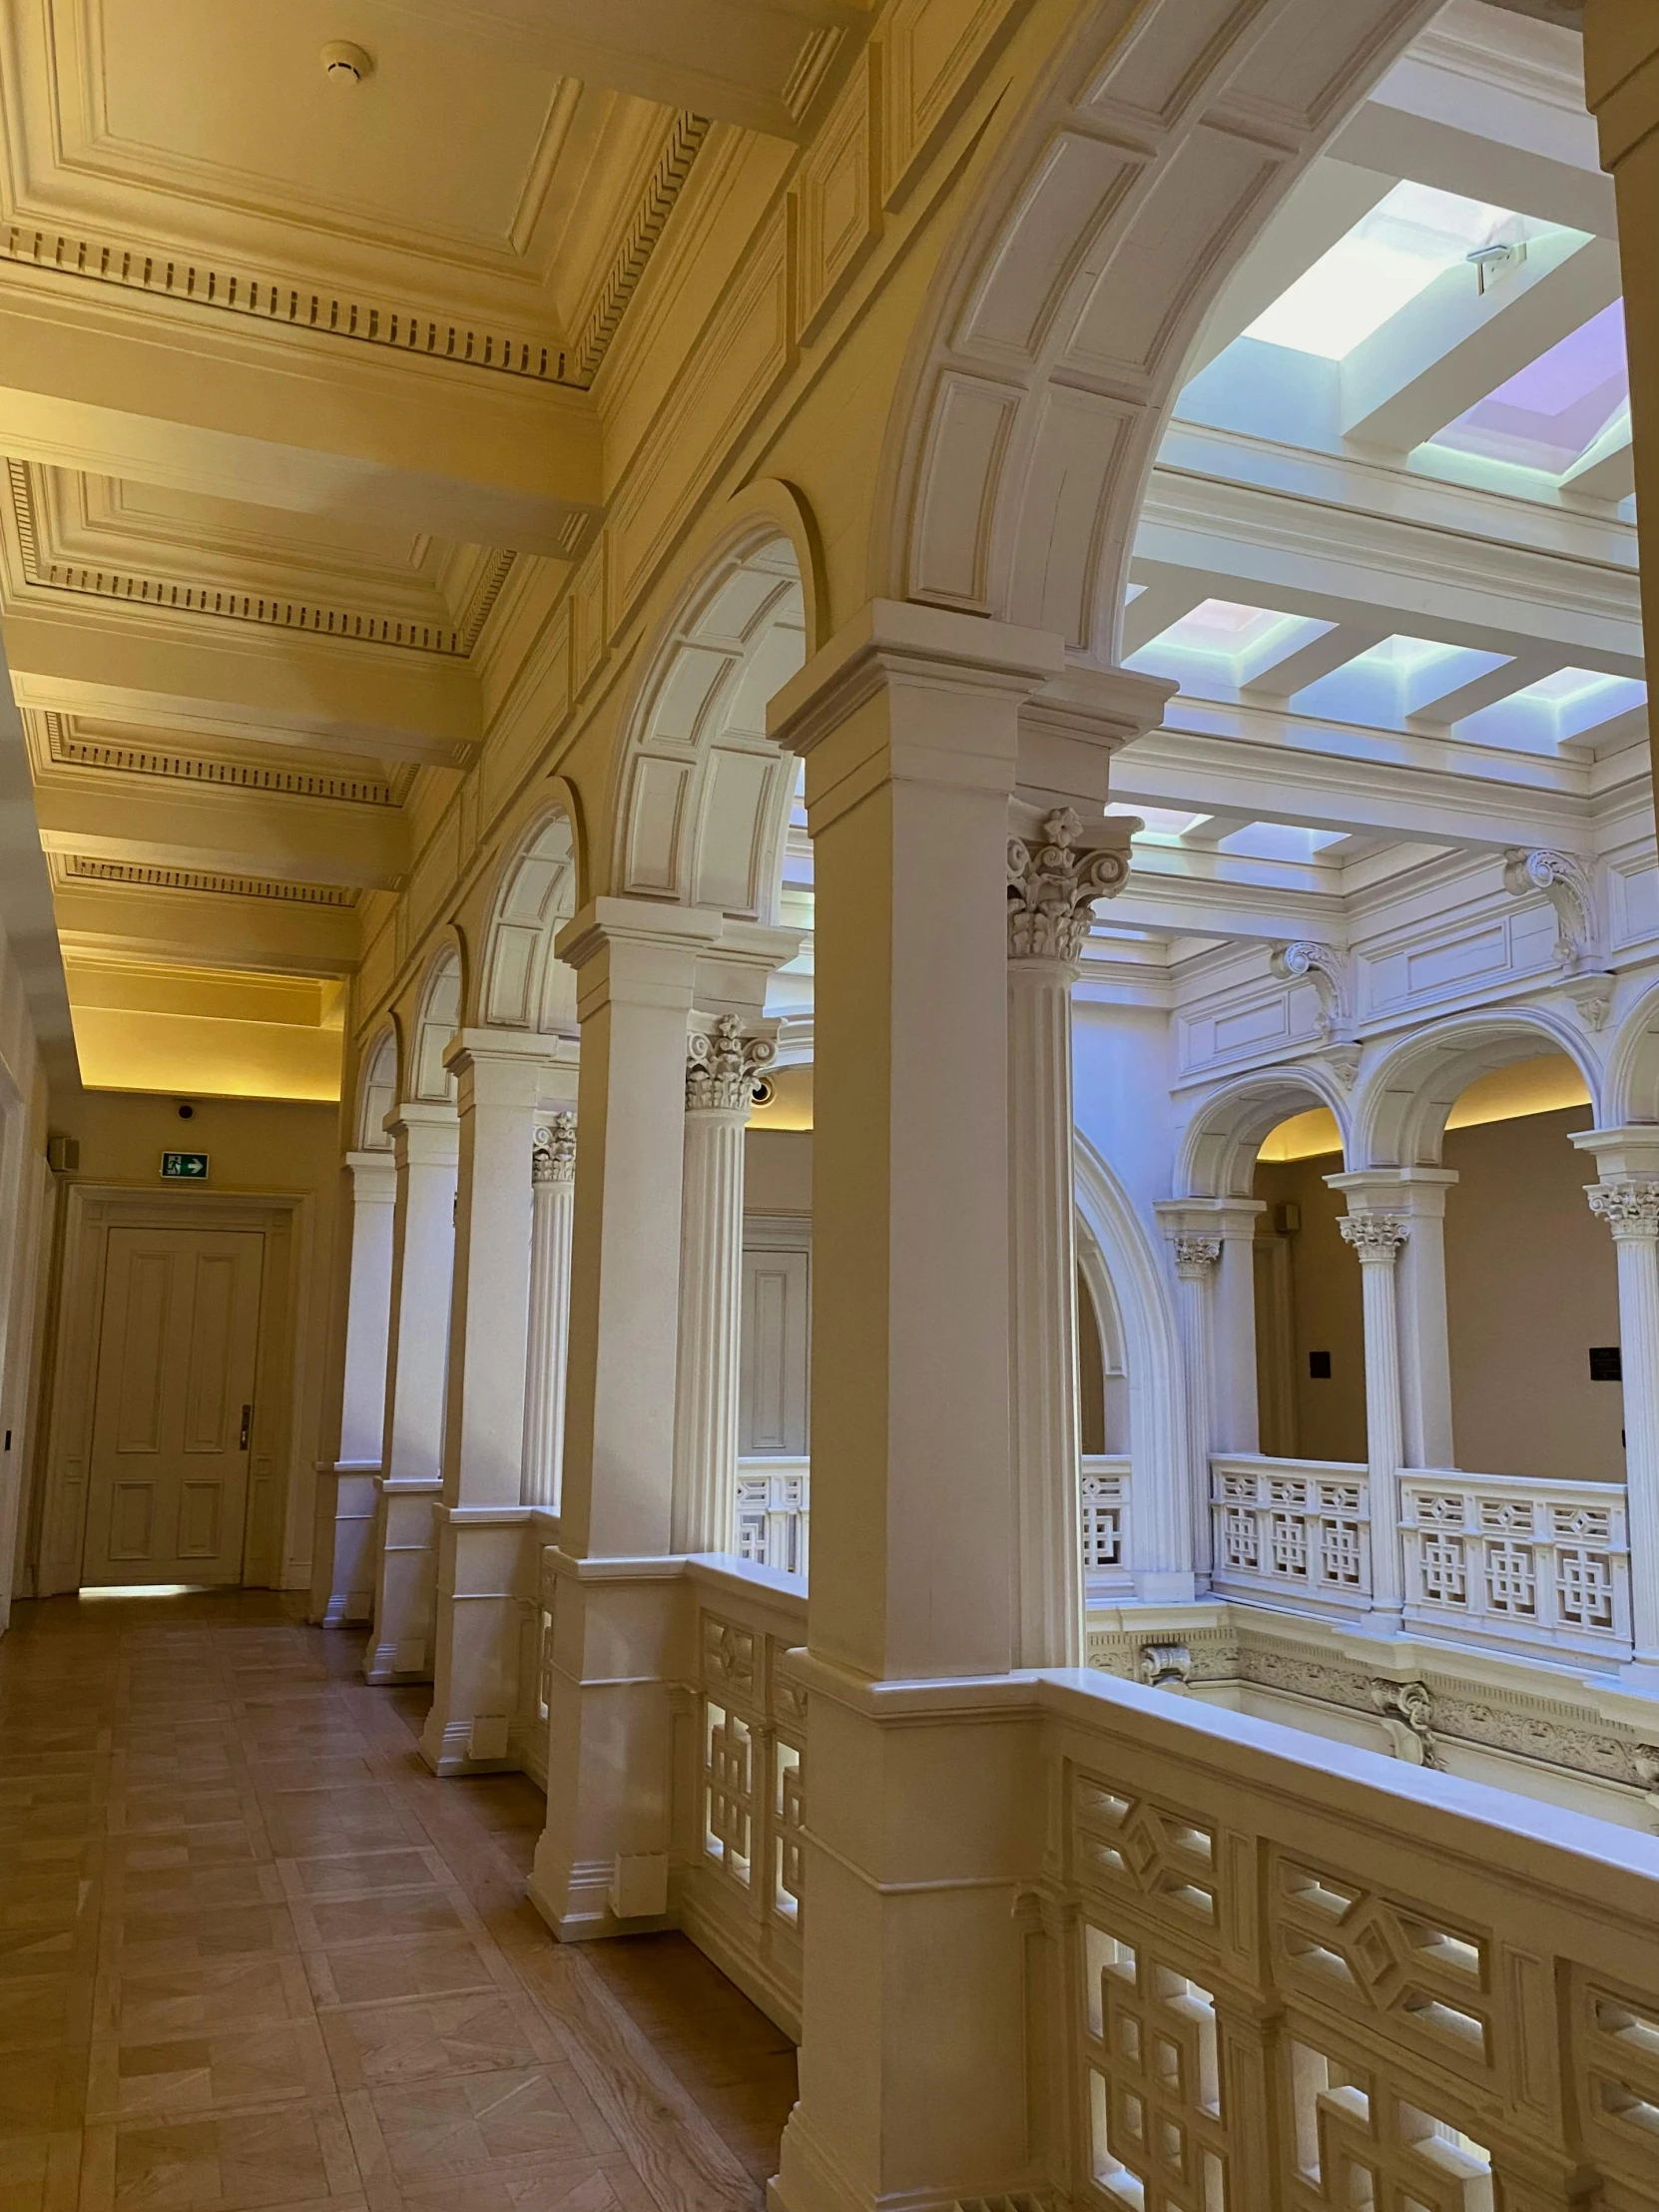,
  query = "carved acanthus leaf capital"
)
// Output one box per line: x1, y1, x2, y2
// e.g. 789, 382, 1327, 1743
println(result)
531, 1111, 576, 1185
1588, 1180, 1659, 1242
687, 1014, 776, 1113
1340, 1213, 1408, 1263
1173, 1236, 1223, 1279
1007, 807, 1129, 964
